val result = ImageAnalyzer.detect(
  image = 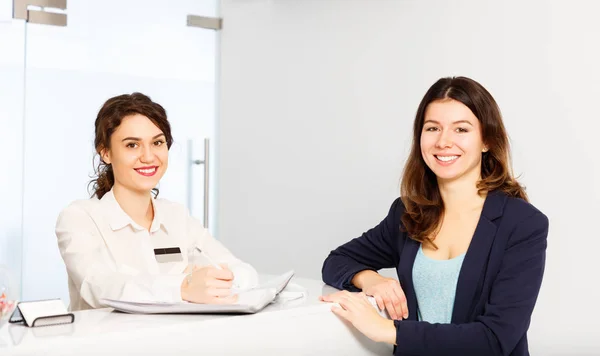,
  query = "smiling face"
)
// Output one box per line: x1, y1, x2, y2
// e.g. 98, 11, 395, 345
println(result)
420, 99, 488, 184
101, 114, 169, 195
